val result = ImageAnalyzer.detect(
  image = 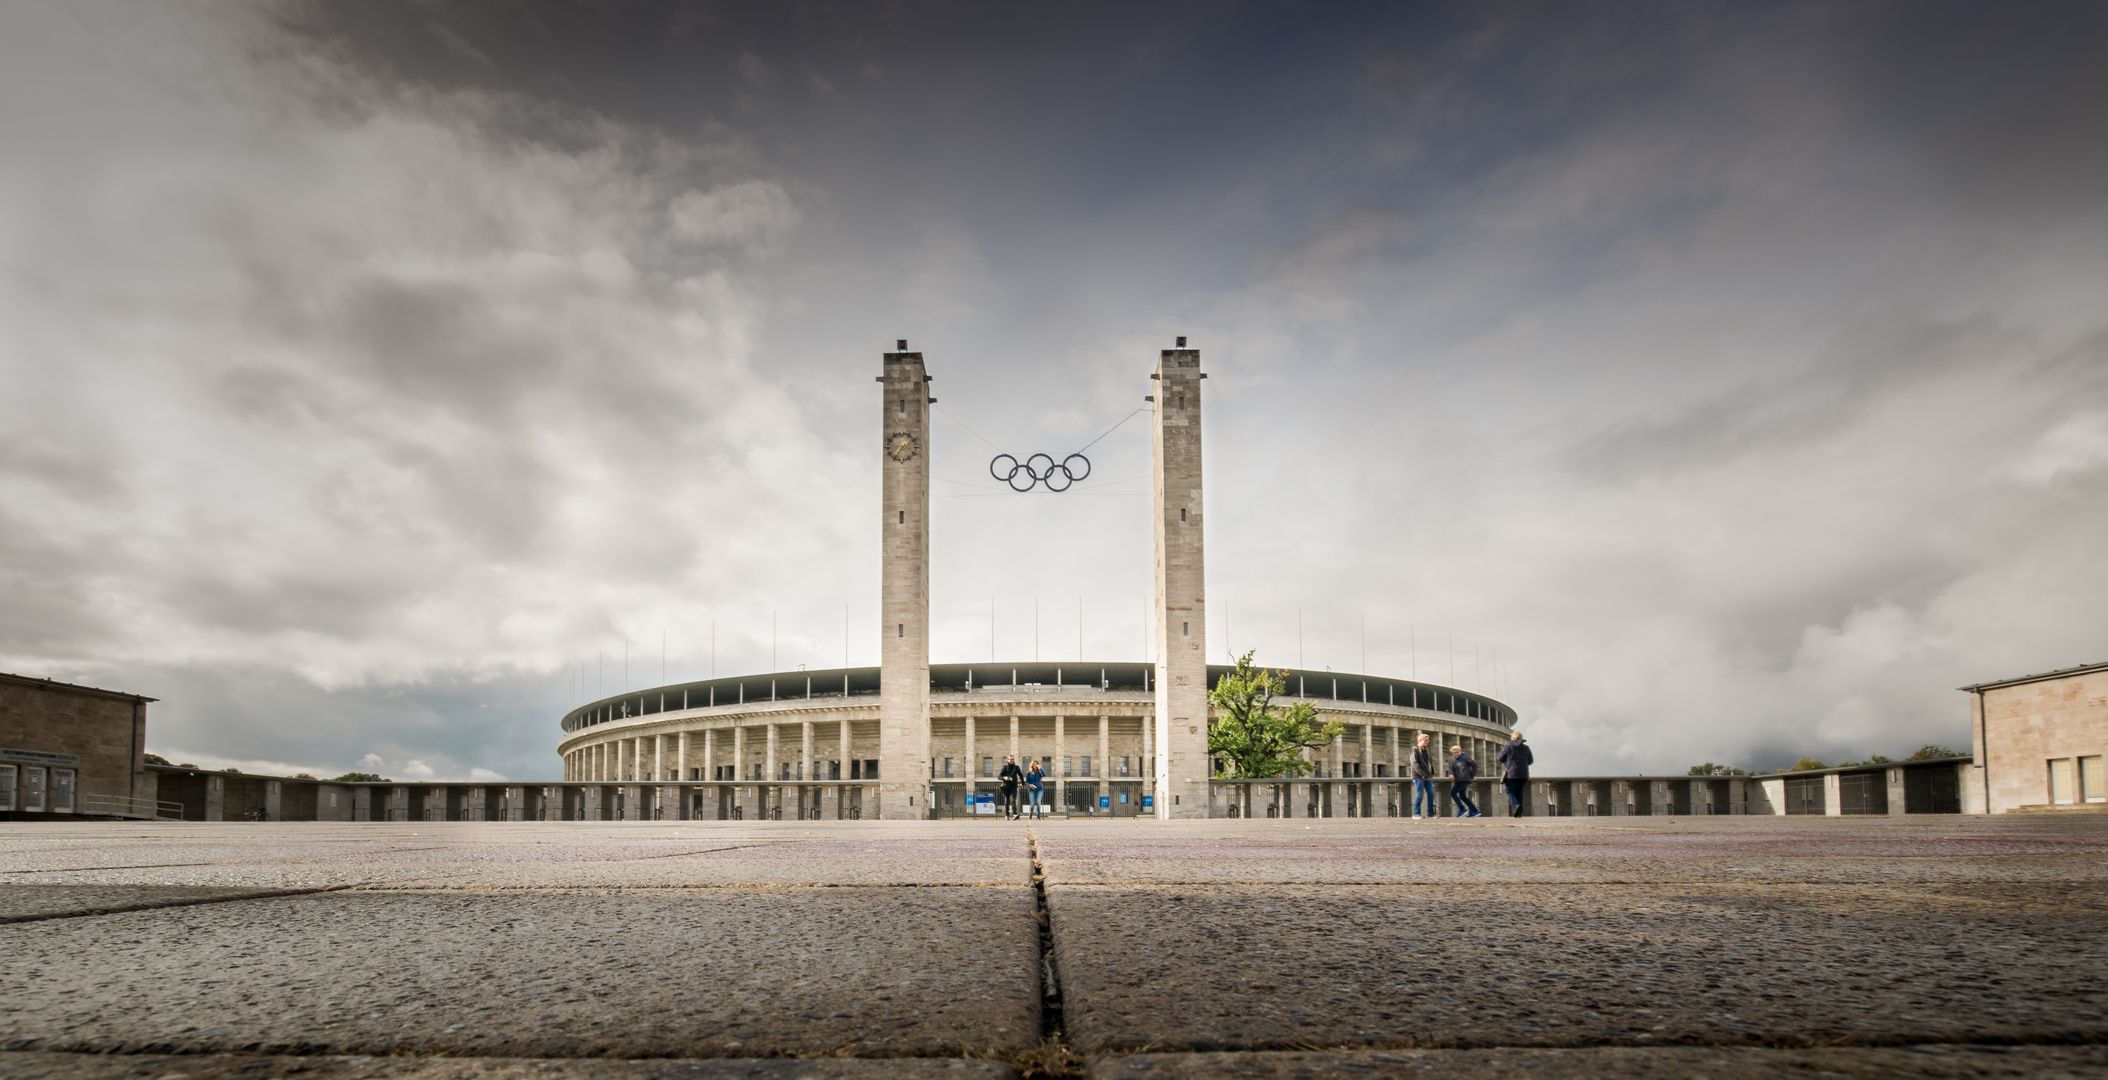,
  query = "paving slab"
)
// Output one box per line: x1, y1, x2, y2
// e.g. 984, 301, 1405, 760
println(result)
0, 884, 306, 924
0, 1052, 1017, 1079
1031, 816, 2108, 886
1046, 882, 2108, 1053
0, 888, 1040, 1059
0, 824, 1032, 889
1087, 1044, 2108, 1078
